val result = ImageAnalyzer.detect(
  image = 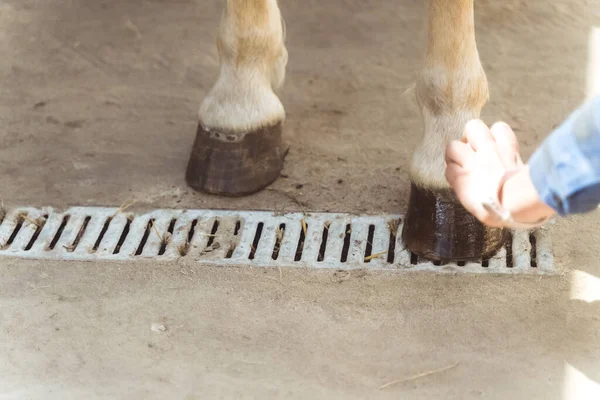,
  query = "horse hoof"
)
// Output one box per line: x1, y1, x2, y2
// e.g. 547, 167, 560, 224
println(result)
185, 122, 286, 197
401, 182, 507, 262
